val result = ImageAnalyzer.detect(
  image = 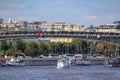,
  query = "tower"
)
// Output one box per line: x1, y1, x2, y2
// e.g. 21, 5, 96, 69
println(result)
8, 18, 12, 23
